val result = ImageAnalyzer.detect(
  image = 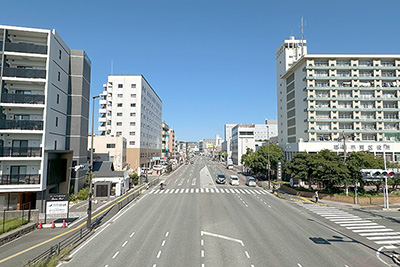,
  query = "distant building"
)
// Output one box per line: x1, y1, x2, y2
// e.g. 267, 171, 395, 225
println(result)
231, 124, 256, 165
88, 135, 127, 171
0, 25, 90, 211
98, 75, 162, 172
276, 36, 400, 161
